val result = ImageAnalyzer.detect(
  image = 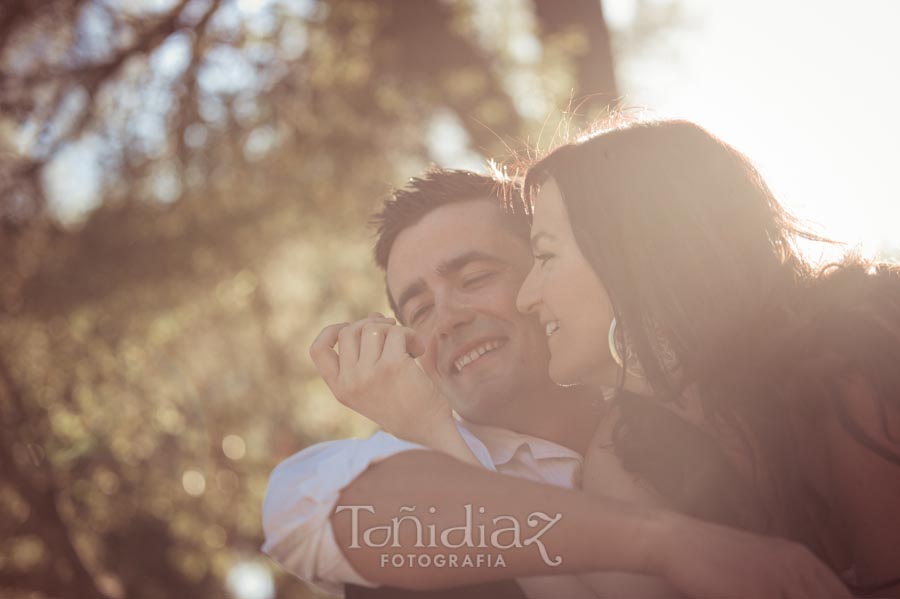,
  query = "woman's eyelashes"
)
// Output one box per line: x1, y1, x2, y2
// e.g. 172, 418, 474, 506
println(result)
533, 252, 555, 267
